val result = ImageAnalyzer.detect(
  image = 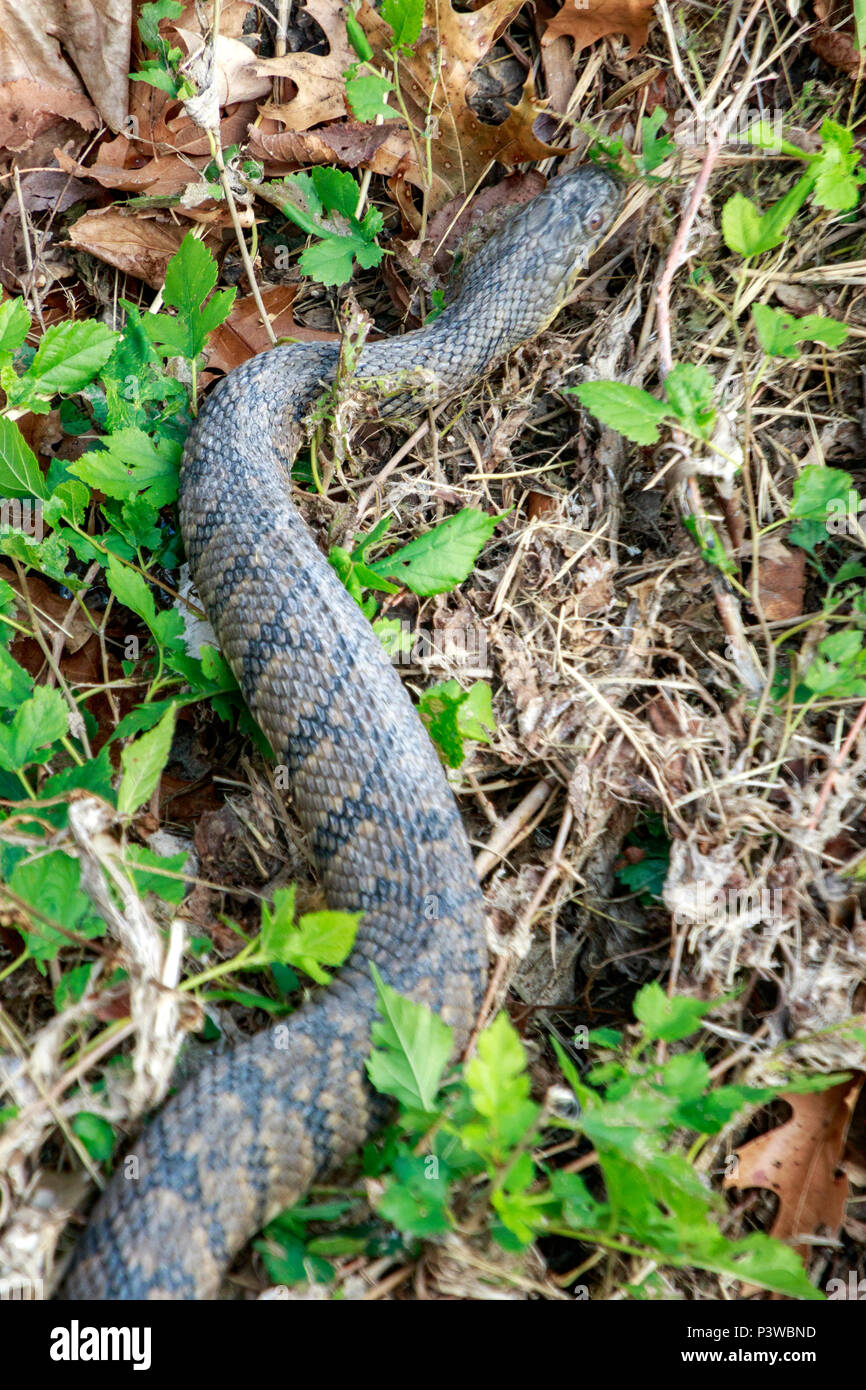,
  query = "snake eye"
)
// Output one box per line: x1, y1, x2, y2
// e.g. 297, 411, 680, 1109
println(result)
586, 208, 606, 233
